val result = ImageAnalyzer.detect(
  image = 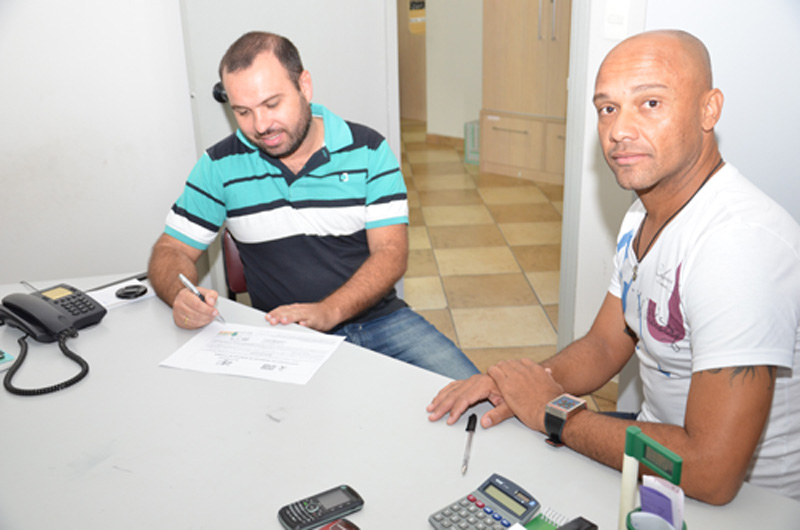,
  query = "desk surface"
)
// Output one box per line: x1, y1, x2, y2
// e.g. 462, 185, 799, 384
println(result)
1, 277, 799, 529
